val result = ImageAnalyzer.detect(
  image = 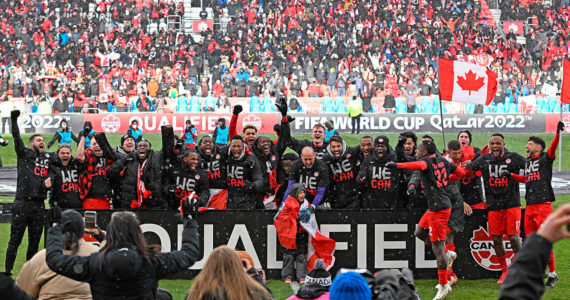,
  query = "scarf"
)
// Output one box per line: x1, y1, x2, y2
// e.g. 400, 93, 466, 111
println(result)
131, 159, 151, 209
